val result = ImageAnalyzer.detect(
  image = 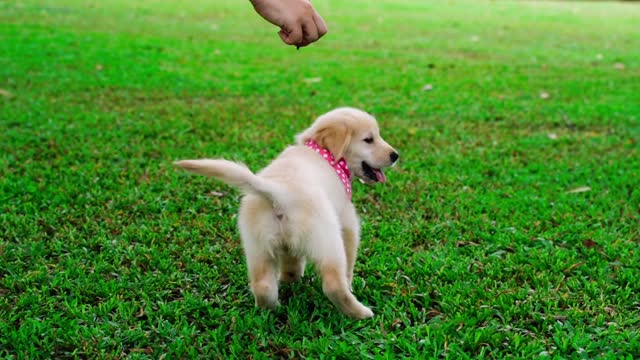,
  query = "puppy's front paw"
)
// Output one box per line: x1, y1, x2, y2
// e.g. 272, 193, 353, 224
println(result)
280, 270, 303, 283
